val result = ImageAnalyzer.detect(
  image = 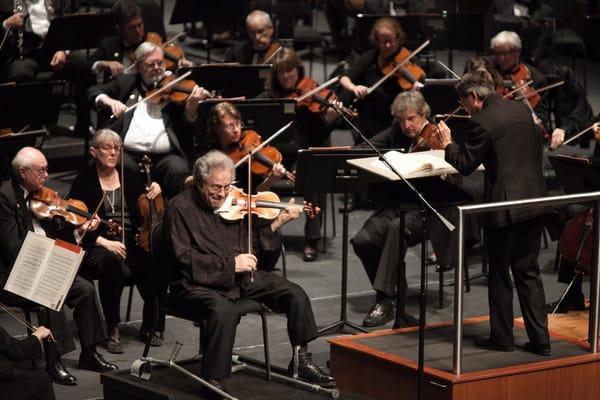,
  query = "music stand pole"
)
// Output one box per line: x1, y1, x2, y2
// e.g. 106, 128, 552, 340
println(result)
324, 100, 454, 400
